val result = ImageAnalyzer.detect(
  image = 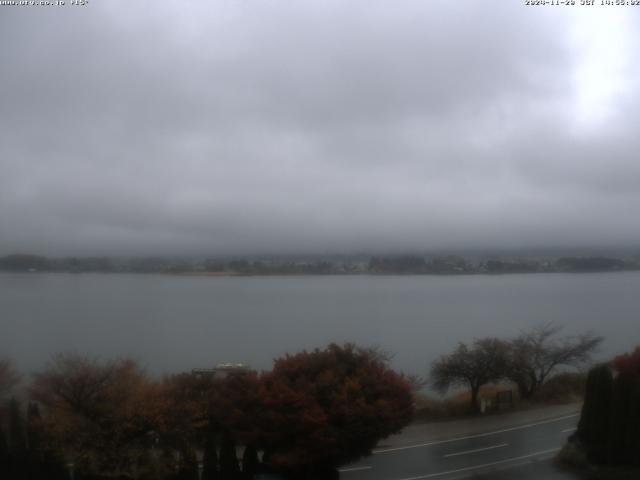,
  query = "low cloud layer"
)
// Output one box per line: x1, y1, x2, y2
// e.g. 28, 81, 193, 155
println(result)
1, 1, 639, 256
